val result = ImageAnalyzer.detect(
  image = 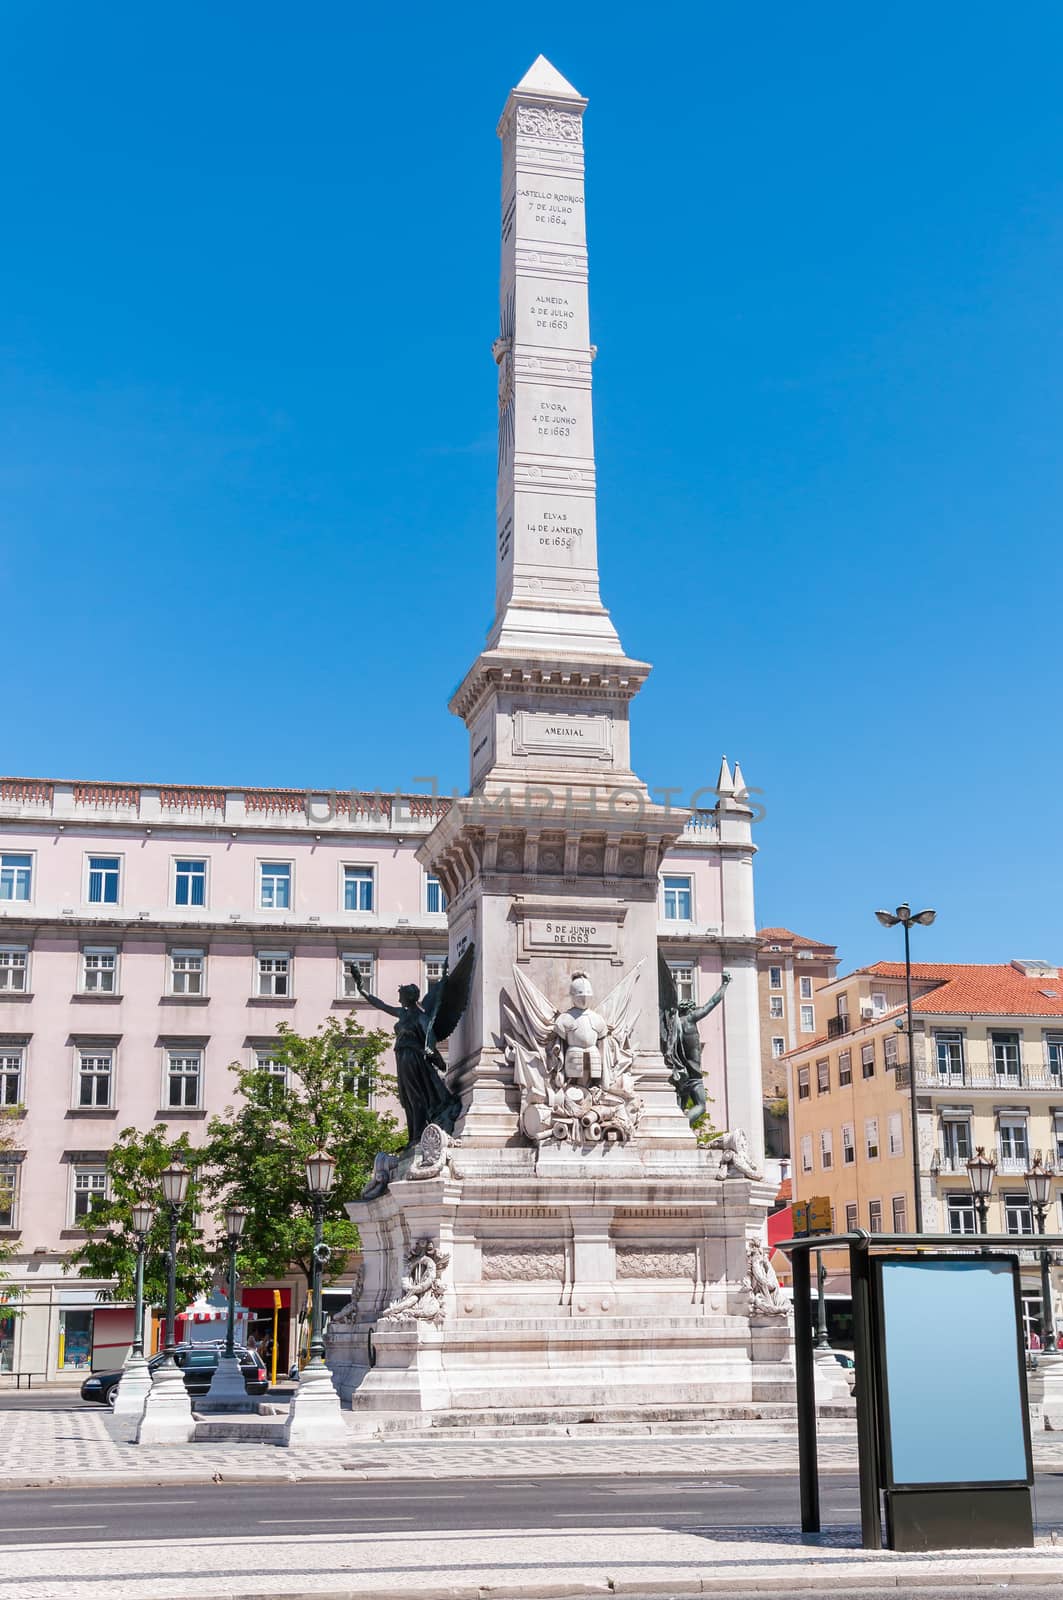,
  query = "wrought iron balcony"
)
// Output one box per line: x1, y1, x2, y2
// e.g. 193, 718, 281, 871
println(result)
827, 1016, 848, 1040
